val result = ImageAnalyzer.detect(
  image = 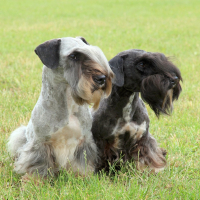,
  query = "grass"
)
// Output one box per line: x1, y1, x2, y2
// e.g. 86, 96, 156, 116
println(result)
0, 0, 200, 199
